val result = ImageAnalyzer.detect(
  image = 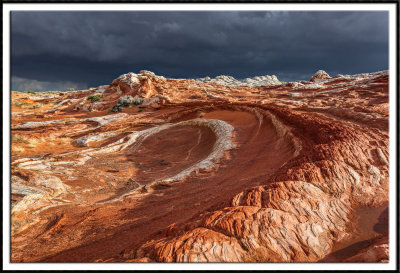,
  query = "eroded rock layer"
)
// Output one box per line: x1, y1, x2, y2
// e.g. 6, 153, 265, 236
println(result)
10, 69, 389, 262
